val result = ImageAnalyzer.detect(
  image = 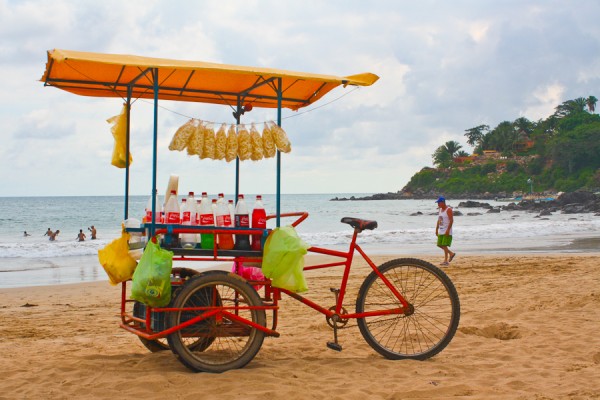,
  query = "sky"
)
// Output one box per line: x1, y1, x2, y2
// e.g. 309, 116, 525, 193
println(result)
1, 0, 599, 197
